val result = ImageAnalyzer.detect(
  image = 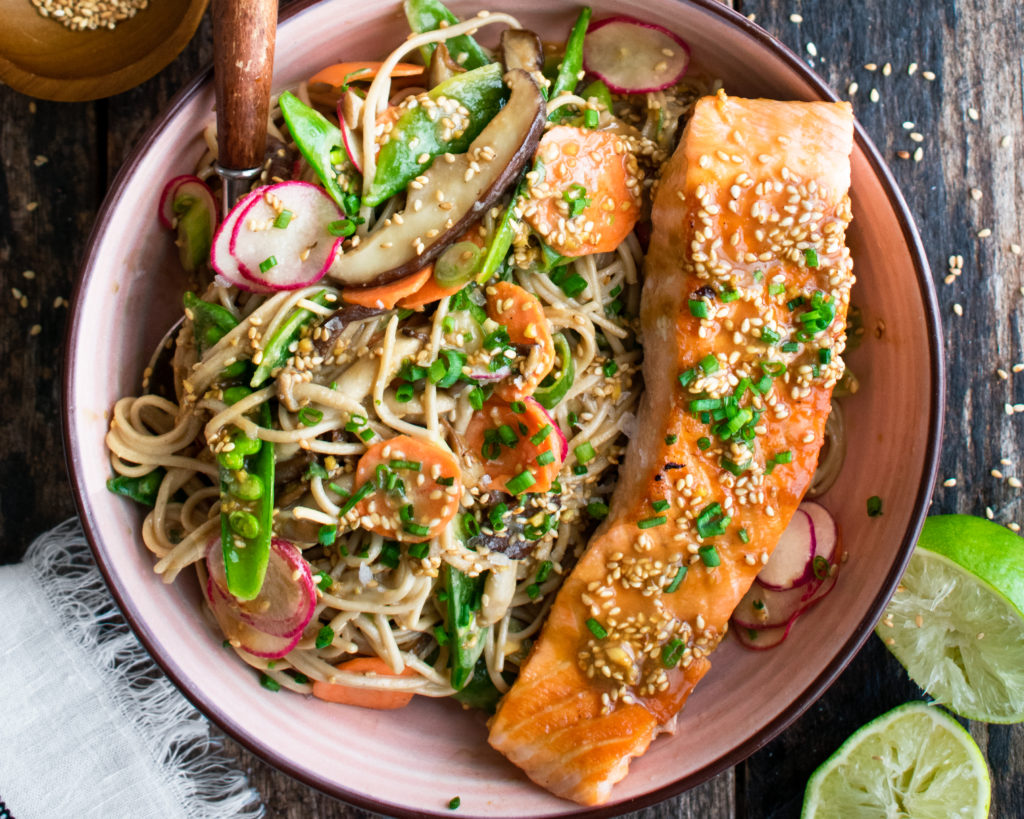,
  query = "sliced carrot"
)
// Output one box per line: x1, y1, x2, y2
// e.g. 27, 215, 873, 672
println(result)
485, 281, 555, 402
524, 126, 642, 256
341, 267, 433, 310
396, 227, 486, 310
309, 61, 425, 89
354, 435, 462, 542
312, 656, 417, 709
465, 398, 564, 494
